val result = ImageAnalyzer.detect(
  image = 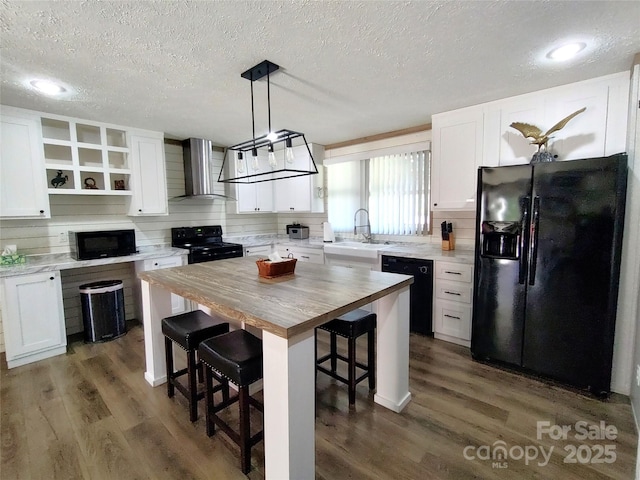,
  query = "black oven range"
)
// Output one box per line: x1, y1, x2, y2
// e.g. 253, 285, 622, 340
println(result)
171, 226, 243, 264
